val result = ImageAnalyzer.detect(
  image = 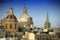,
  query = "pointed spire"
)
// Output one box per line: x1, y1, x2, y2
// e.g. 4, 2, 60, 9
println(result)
46, 11, 49, 22
44, 11, 51, 29
23, 5, 27, 14
7, 8, 14, 15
